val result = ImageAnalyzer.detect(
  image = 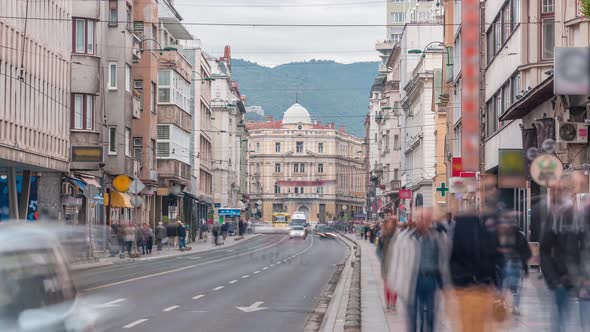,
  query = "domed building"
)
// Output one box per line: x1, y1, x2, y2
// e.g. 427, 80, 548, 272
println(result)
246, 103, 366, 222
